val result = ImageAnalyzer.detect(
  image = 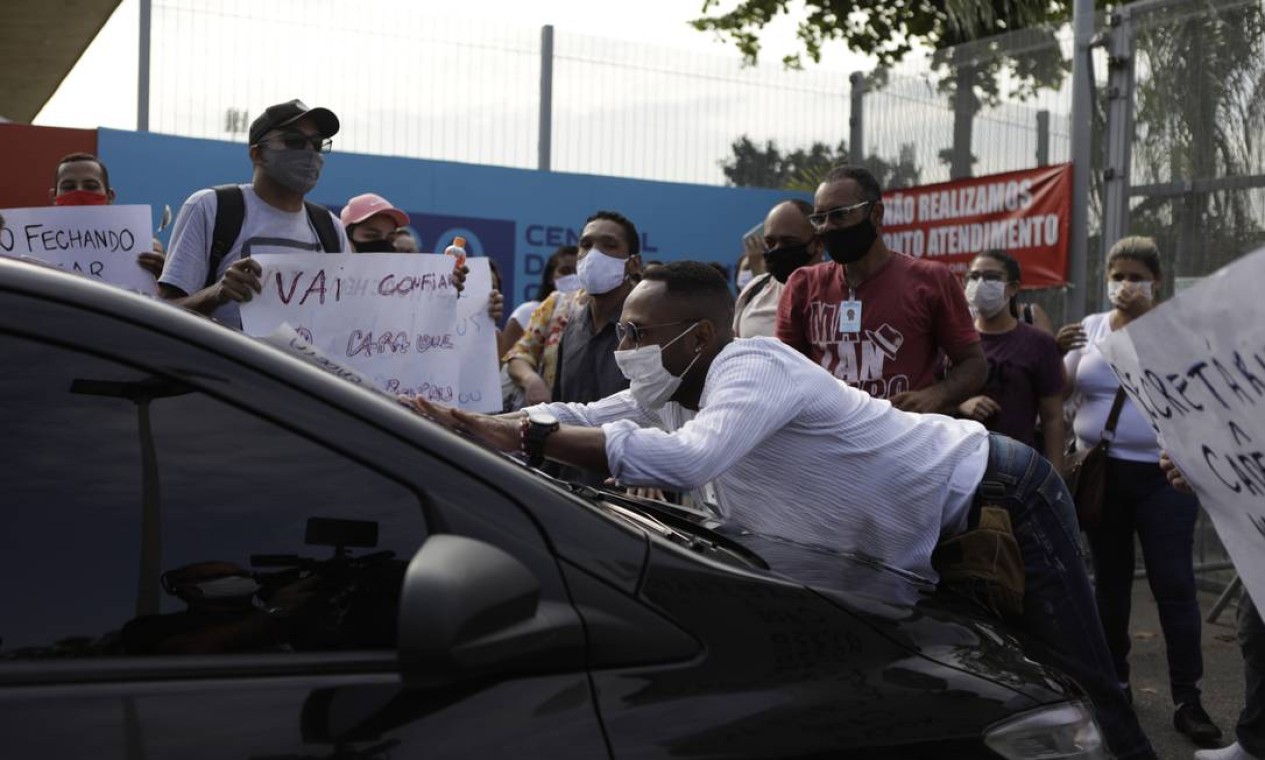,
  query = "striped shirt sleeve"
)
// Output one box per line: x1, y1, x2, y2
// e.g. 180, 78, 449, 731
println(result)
604, 347, 801, 490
